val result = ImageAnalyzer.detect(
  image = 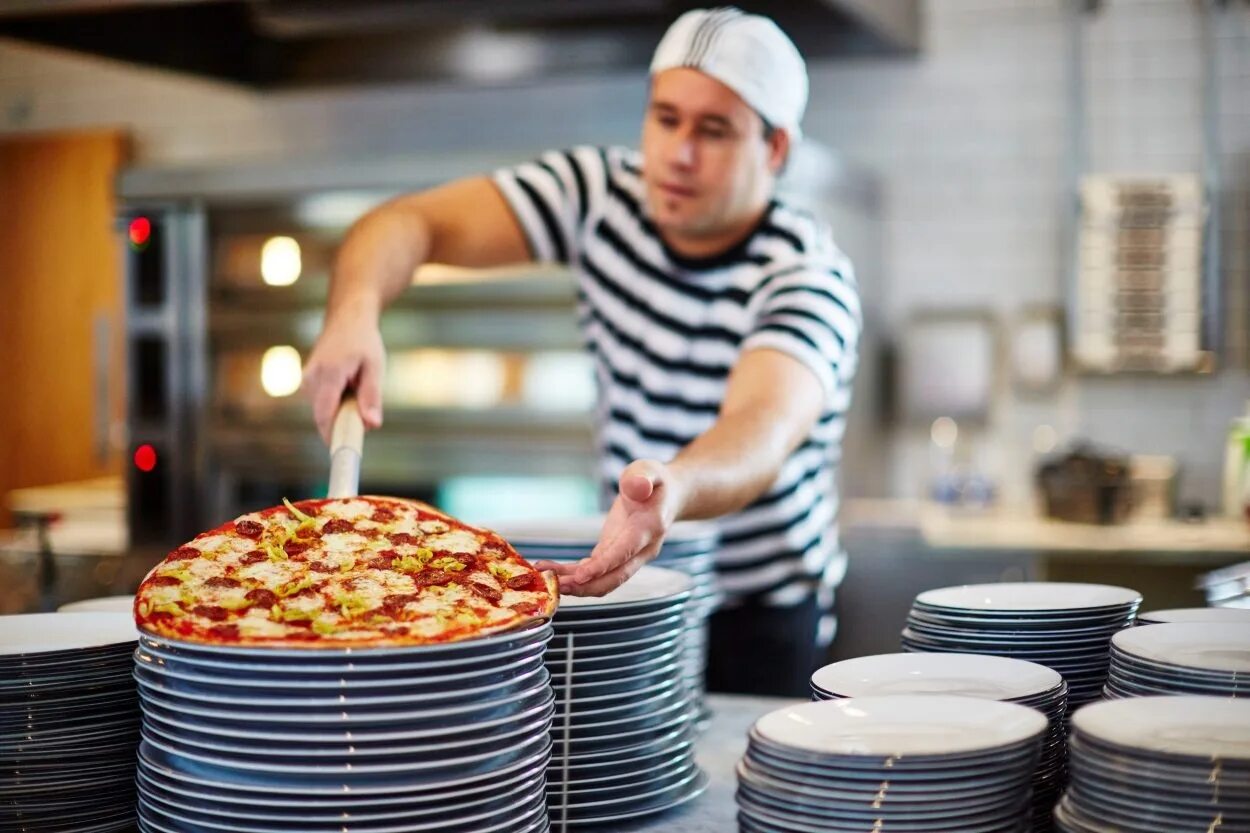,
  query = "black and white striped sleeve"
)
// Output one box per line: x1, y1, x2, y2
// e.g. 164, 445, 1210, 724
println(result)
492, 147, 603, 265
742, 262, 862, 402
